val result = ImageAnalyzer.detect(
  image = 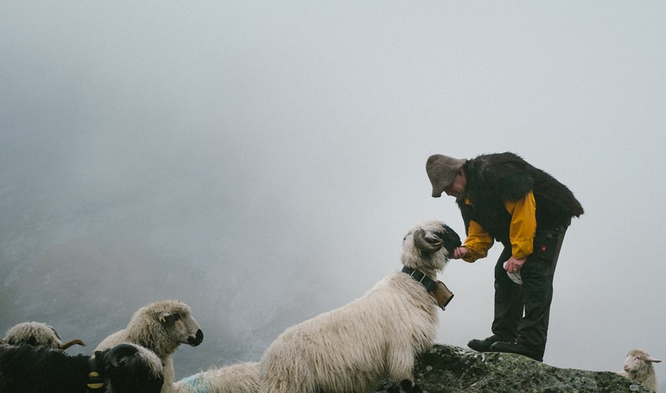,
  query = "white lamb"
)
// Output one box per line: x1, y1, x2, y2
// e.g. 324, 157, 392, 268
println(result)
173, 362, 260, 393
95, 300, 204, 393
2, 321, 86, 350
619, 349, 662, 392
259, 220, 461, 393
